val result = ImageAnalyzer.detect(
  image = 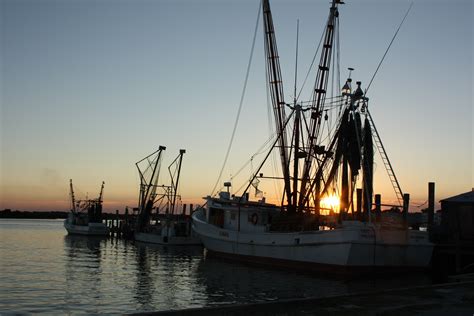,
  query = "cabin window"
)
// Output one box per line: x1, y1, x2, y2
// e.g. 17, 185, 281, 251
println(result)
209, 207, 225, 228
